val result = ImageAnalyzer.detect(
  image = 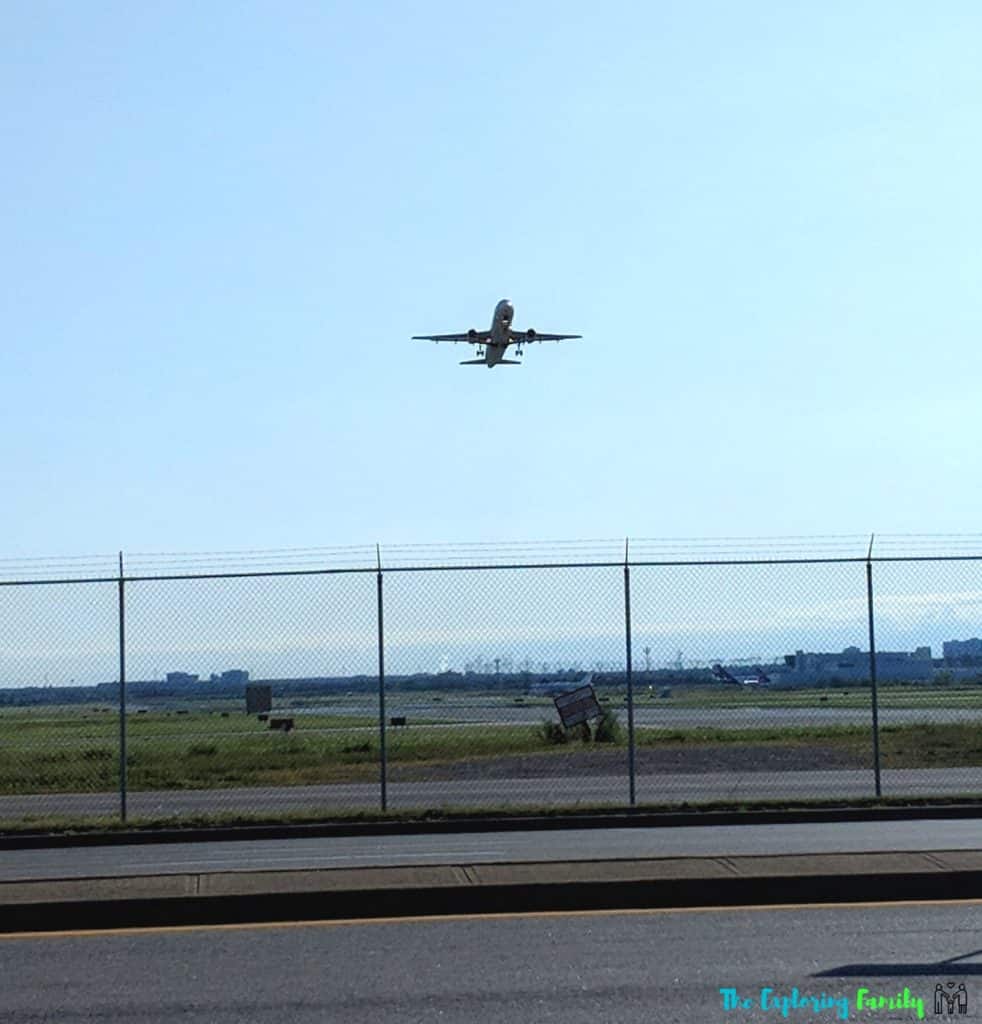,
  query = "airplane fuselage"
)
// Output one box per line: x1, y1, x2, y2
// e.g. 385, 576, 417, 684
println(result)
484, 298, 514, 366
